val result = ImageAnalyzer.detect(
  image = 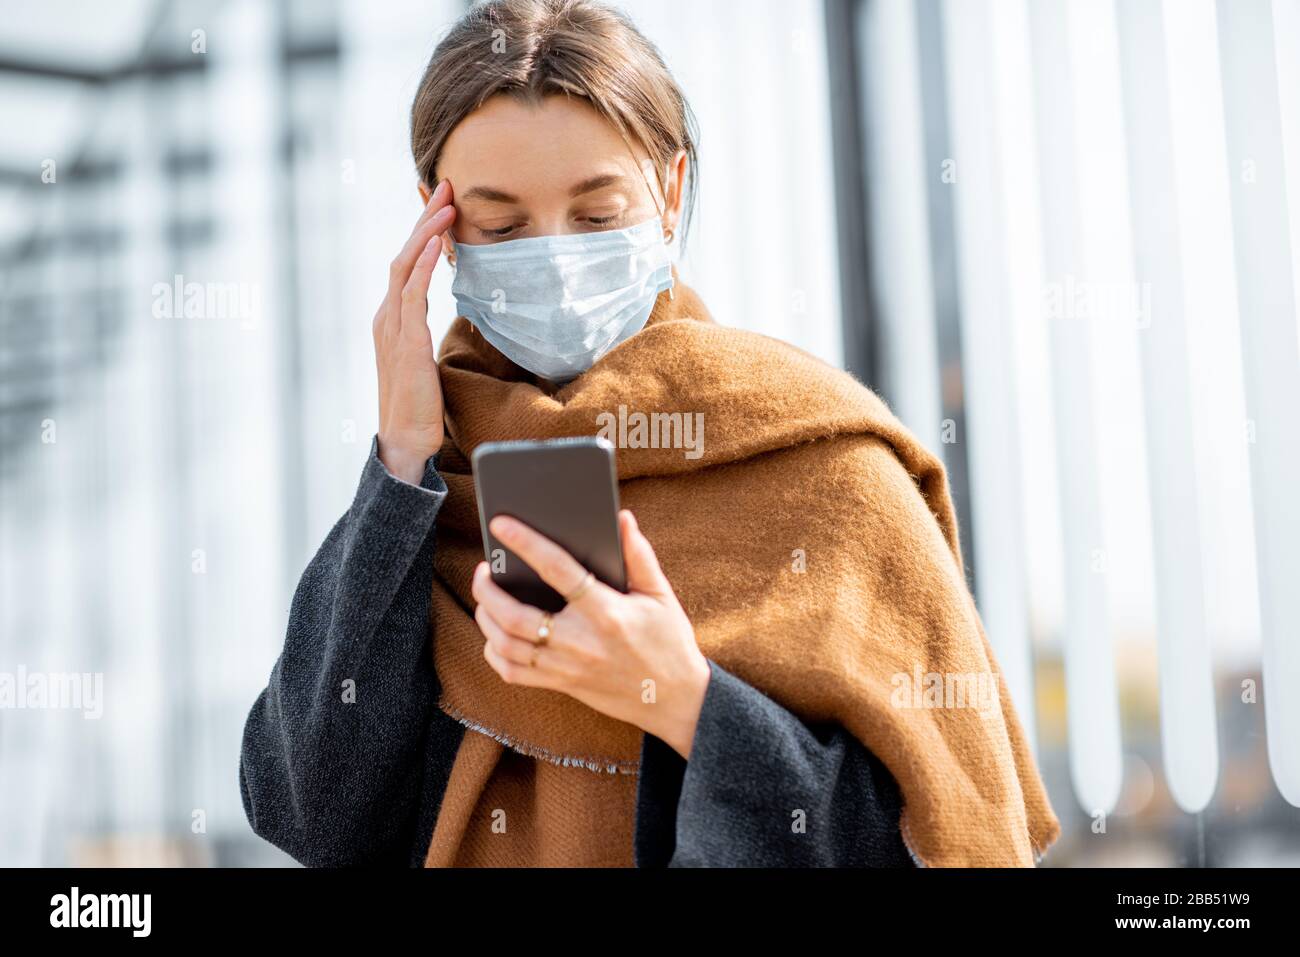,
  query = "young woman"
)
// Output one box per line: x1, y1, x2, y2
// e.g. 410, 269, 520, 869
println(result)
239, 0, 1059, 868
